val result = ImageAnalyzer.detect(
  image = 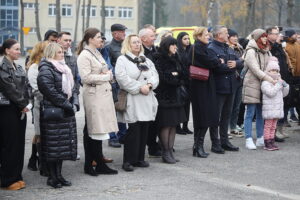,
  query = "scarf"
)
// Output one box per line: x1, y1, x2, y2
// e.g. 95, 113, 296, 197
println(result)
266, 71, 280, 80
49, 59, 74, 99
